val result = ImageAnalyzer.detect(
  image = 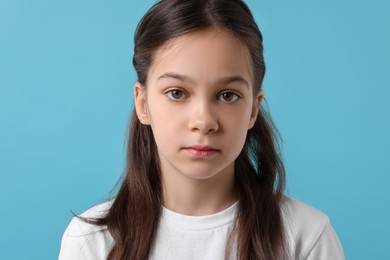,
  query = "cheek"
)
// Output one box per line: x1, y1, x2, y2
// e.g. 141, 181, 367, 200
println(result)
222, 112, 251, 145
225, 107, 251, 144
223, 104, 253, 129
147, 106, 184, 144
